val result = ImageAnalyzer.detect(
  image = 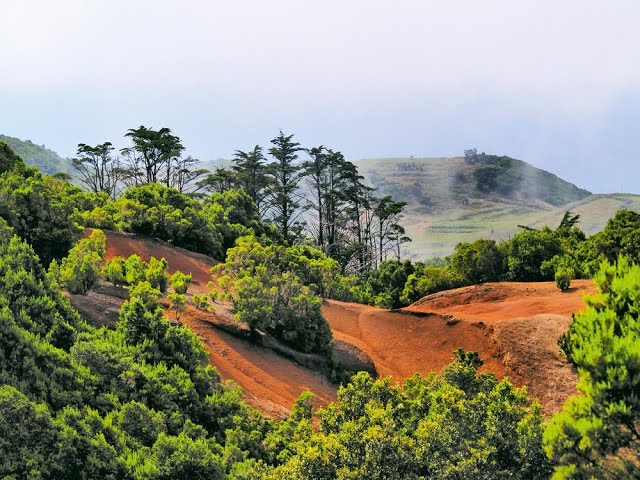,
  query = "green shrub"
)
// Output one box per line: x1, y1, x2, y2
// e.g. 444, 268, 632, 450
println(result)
555, 266, 573, 291
125, 254, 147, 286
170, 271, 192, 295
146, 257, 169, 293
192, 294, 211, 311
103, 256, 127, 287
57, 230, 106, 294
